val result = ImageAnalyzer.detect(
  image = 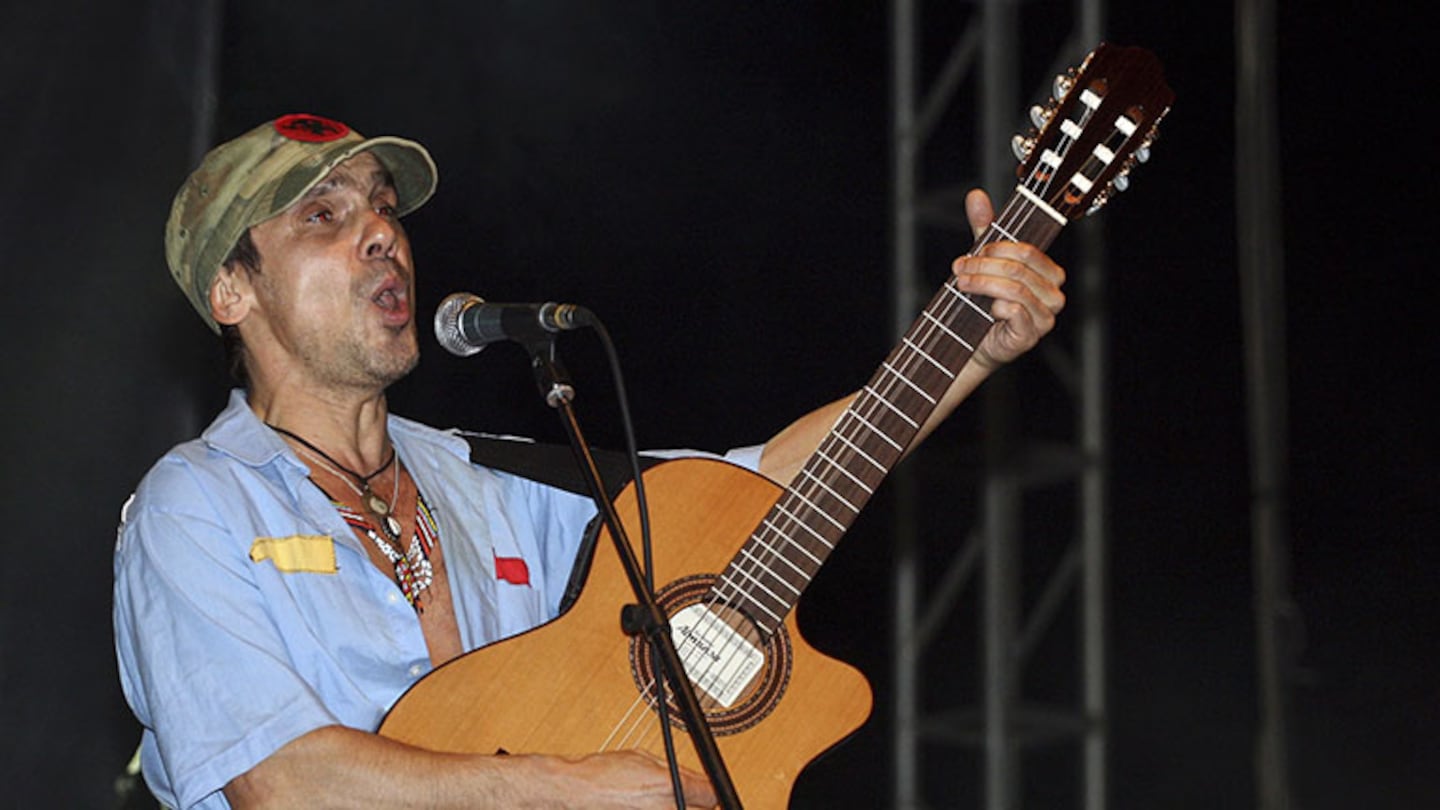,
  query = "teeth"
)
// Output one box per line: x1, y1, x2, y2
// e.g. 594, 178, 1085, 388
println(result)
375, 289, 399, 310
